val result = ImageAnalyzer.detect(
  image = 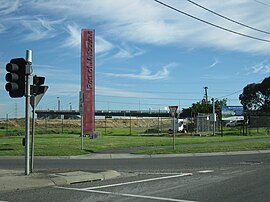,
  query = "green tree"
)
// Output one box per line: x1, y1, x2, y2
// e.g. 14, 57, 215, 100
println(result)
239, 76, 270, 112
180, 98, 227, 118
